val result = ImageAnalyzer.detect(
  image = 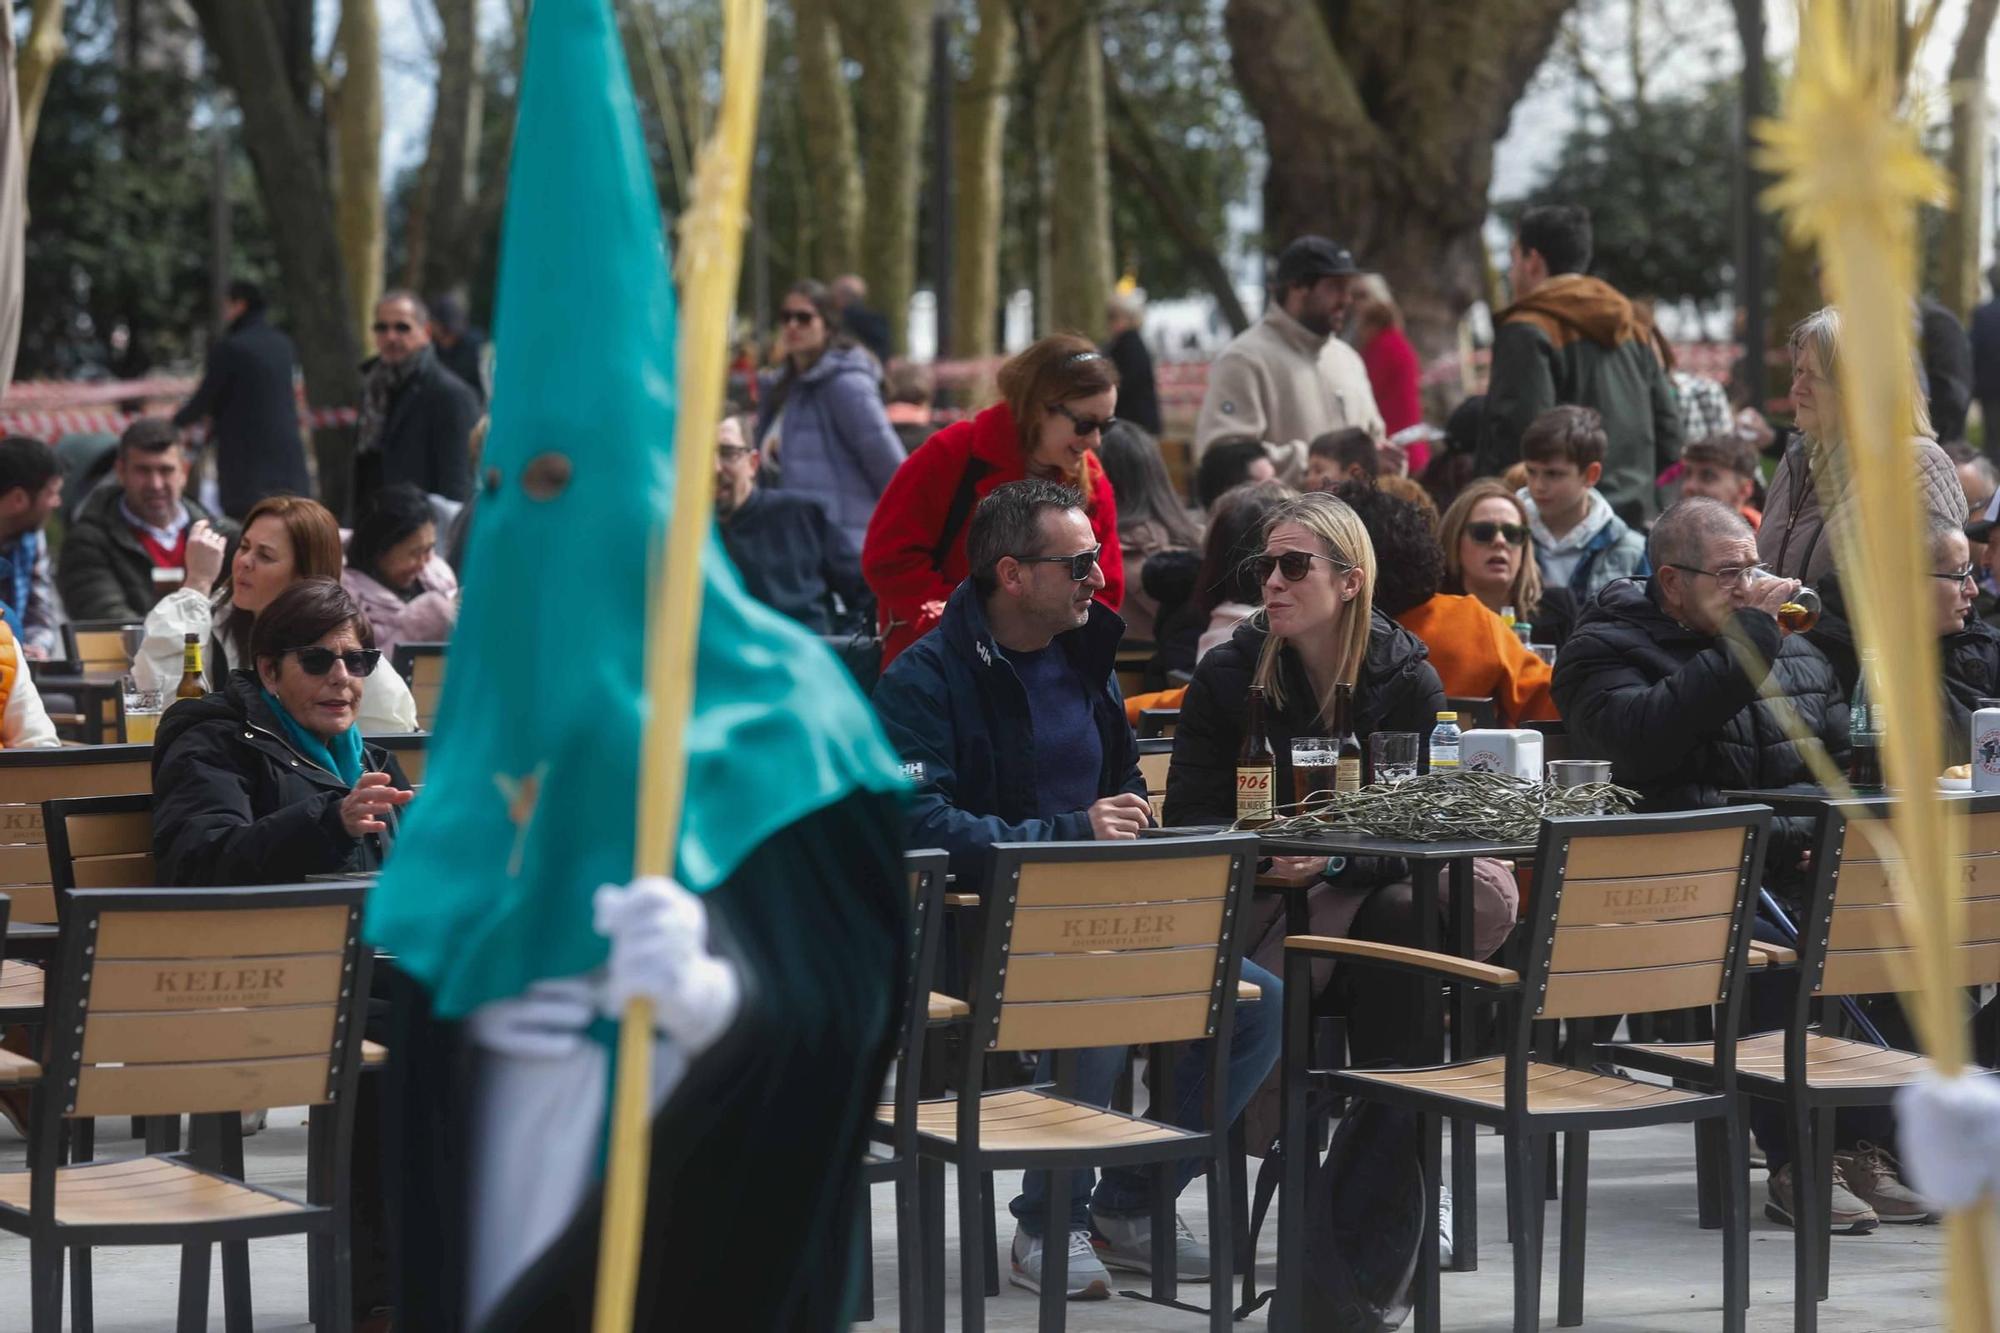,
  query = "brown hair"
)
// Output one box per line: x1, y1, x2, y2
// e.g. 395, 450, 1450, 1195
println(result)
1438, 479, 1546, 621
250, 577, 374, 675
995, 332, 1121, 493
1682, 433, 1759, 480
218, 494, 345, 676
1519, 404, 1607, 469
